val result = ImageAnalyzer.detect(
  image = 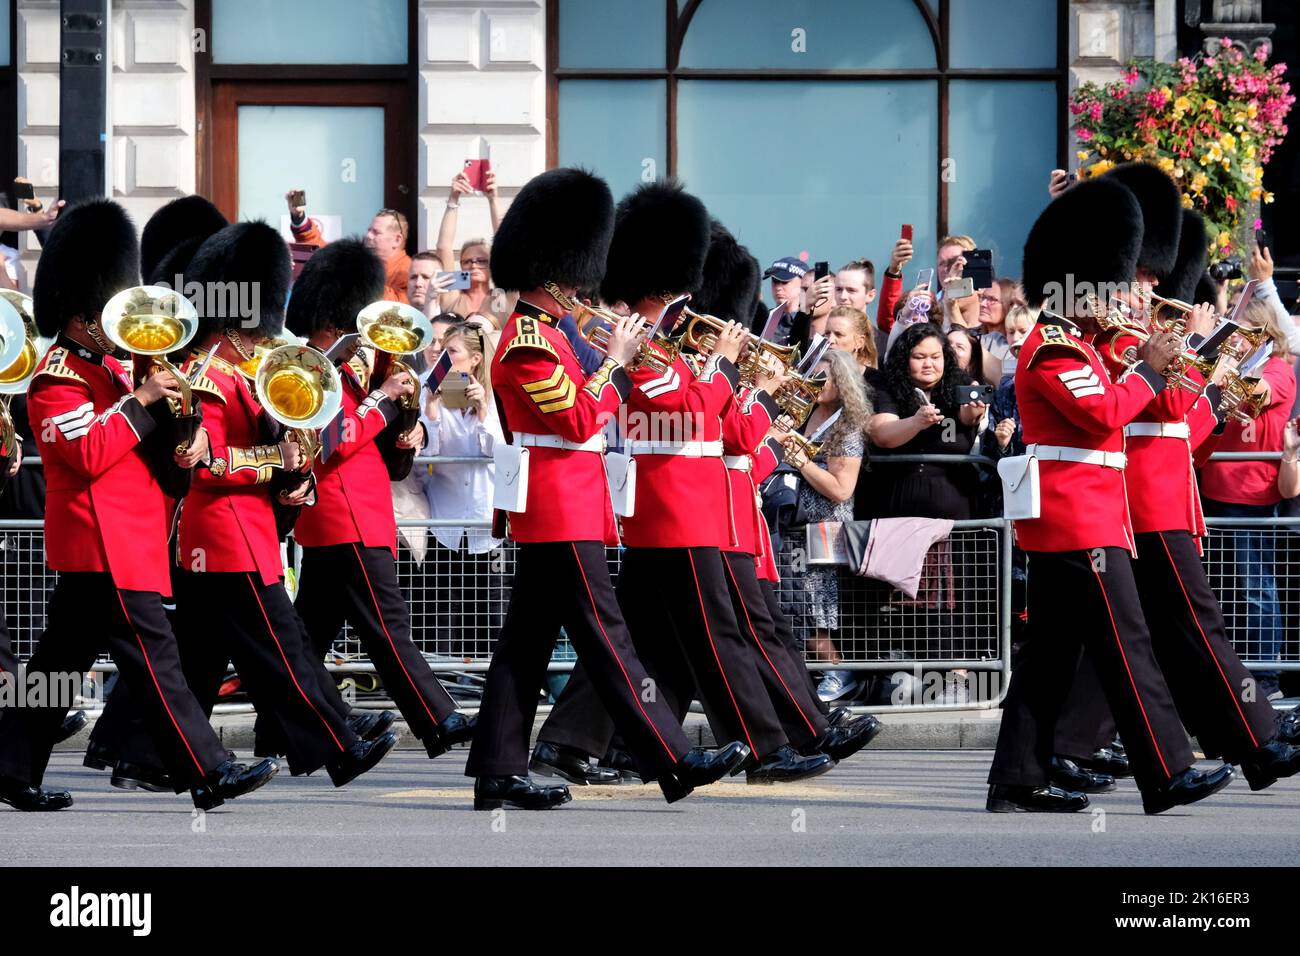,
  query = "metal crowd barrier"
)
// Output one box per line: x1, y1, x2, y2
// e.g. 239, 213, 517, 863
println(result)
3, 451, 1296, 717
